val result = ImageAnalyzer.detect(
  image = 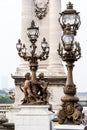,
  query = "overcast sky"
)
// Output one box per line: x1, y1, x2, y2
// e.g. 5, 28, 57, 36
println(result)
0, 0, 21, 89
0, 0, 87, 92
